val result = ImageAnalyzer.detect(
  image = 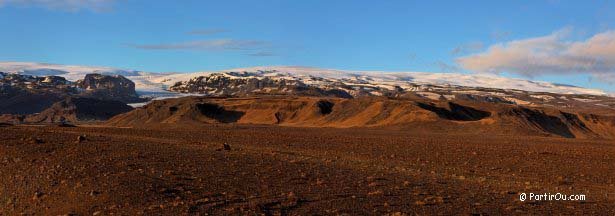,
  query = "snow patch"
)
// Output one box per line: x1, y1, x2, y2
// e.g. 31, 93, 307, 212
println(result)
503, 97, 531, 105
416, 92, 442, 100
572, 98, 601, 103
530, 95, 555, 101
